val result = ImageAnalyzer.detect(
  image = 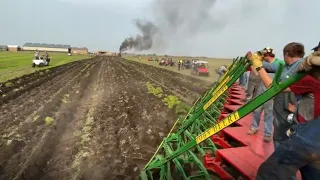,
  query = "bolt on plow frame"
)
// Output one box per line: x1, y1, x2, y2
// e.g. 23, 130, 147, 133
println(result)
140, 56, 306, 180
